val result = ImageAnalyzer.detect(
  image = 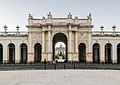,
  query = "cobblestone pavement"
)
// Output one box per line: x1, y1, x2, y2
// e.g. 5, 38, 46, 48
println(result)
0, 70, 120, 85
